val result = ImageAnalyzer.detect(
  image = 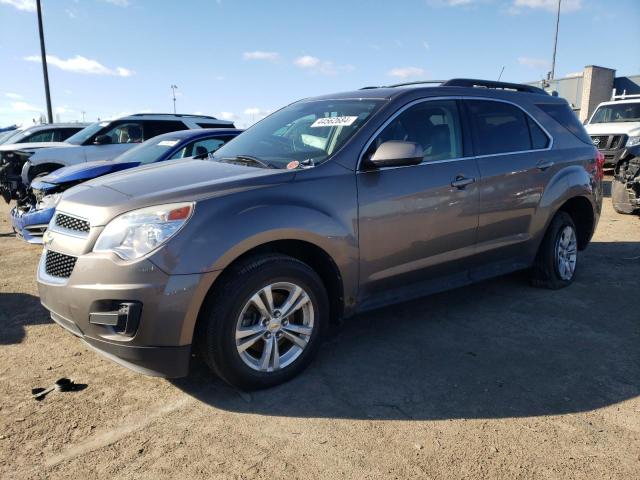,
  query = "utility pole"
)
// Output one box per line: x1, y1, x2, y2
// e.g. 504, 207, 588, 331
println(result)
36, 0, 53, 123
170, 85, 178, 114
550, 0, 561, 80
